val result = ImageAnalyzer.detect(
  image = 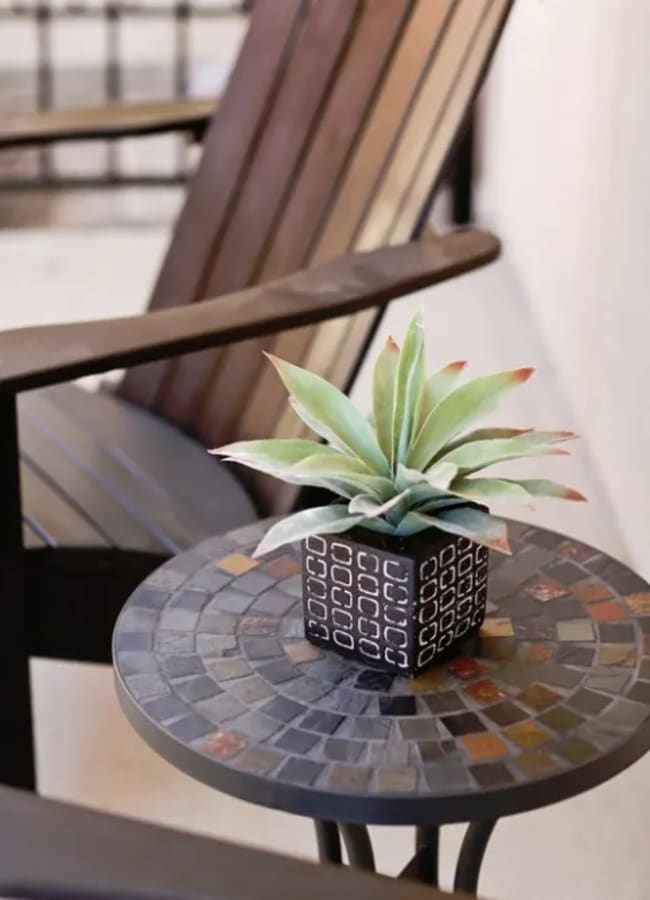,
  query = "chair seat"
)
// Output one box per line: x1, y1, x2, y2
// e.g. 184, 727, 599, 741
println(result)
18, 382, 257, 556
